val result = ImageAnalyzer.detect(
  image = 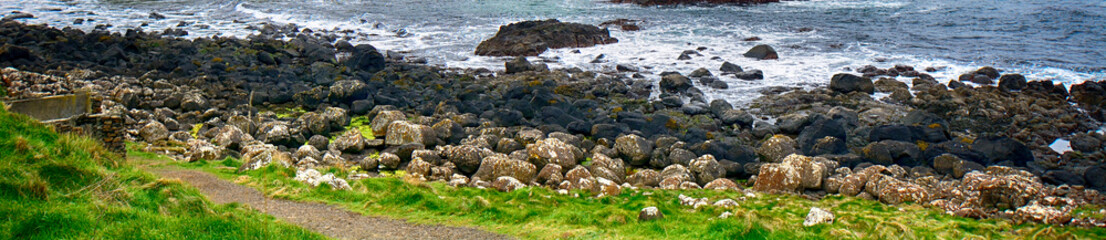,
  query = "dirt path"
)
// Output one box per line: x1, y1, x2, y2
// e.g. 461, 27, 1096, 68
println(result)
146, 164, 512, 240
